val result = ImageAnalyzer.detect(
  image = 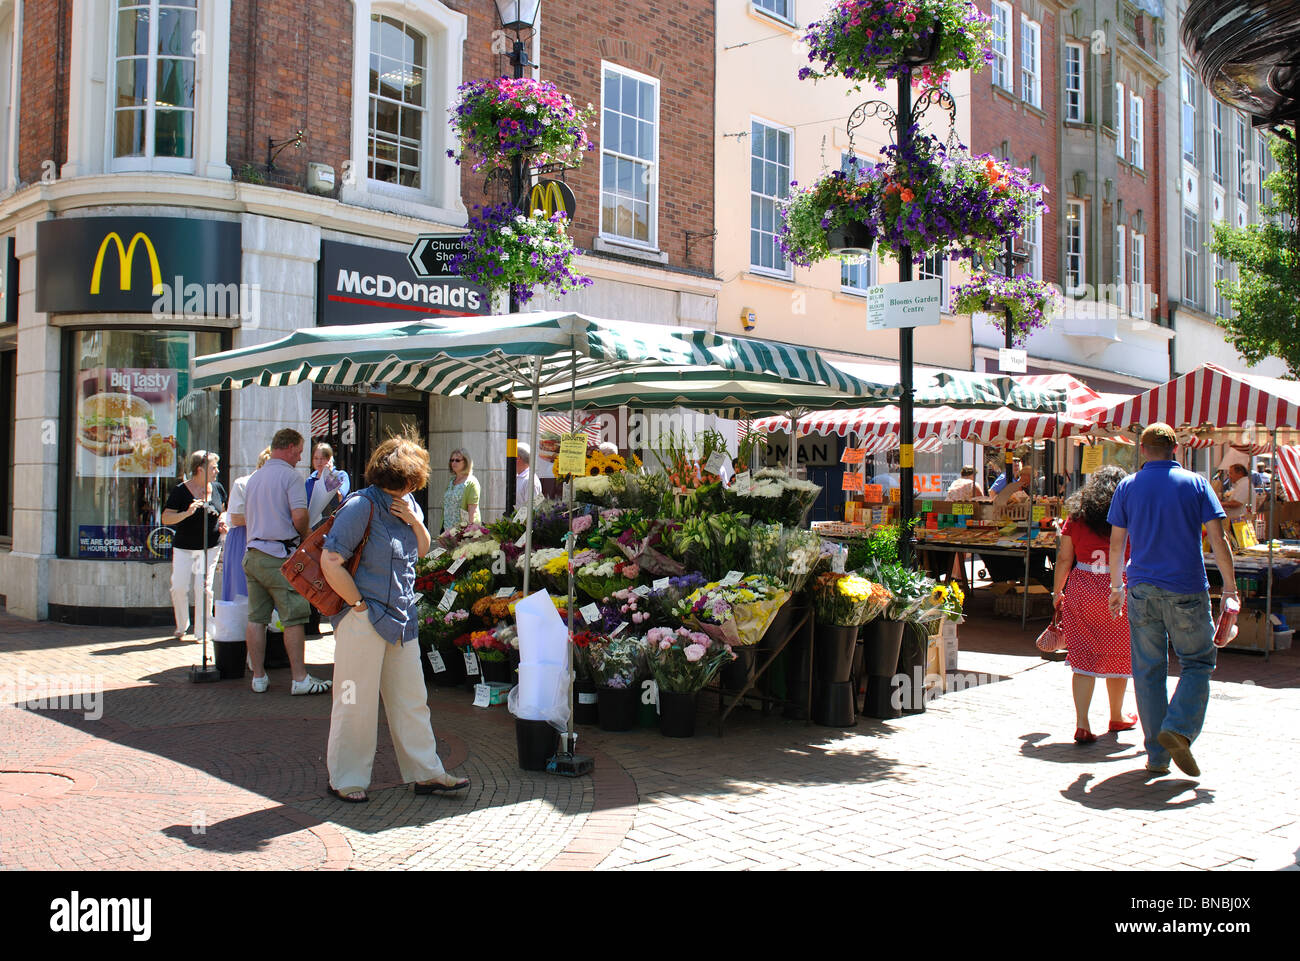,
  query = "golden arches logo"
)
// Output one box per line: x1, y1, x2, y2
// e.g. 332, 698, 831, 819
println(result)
90, 232, 163, 296
528, 180, 574, 220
